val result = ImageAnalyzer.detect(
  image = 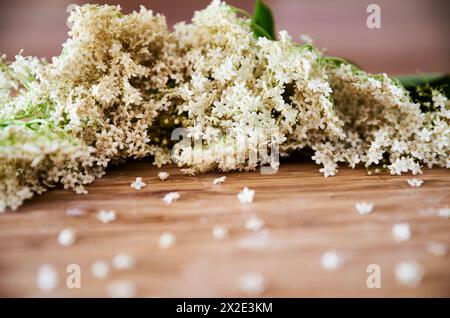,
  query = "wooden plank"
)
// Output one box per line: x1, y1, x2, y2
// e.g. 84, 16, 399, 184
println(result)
0, 161, 449, 297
